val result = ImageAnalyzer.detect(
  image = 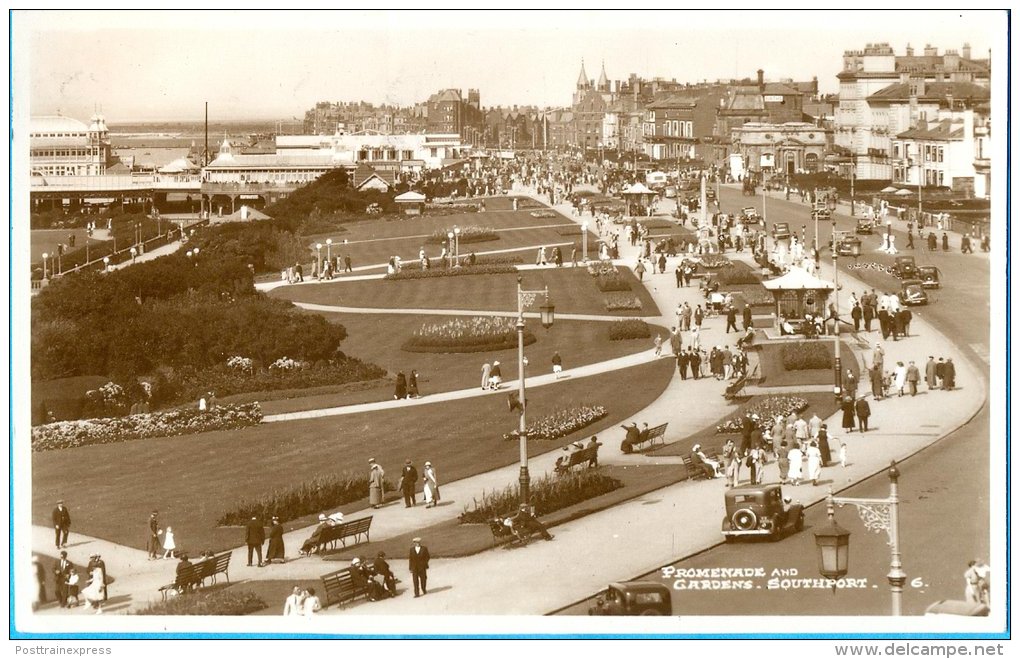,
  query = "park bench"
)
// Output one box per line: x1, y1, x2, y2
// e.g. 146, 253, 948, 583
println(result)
157, 551, 232, 600
553, 443, 601, 475
632, 423, 668, 452
487, 507, 548, 548
316, 516, 374, 552
683, 450, 721, 481
320, 567, 367, 609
